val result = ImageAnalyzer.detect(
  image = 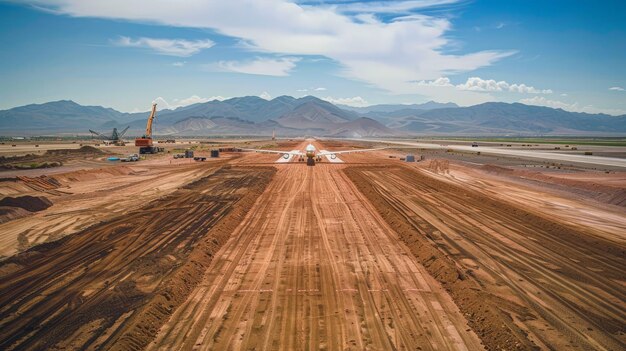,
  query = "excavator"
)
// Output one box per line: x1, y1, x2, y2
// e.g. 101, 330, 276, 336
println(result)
135, 103, 164, 154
